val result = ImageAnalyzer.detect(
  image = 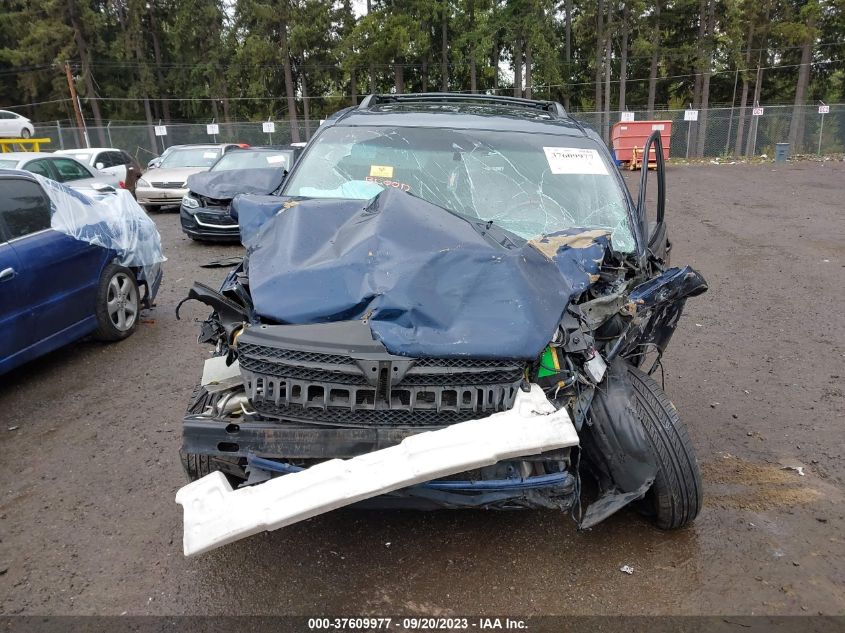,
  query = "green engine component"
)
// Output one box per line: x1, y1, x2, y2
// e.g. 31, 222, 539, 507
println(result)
537, 345, 560, 378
